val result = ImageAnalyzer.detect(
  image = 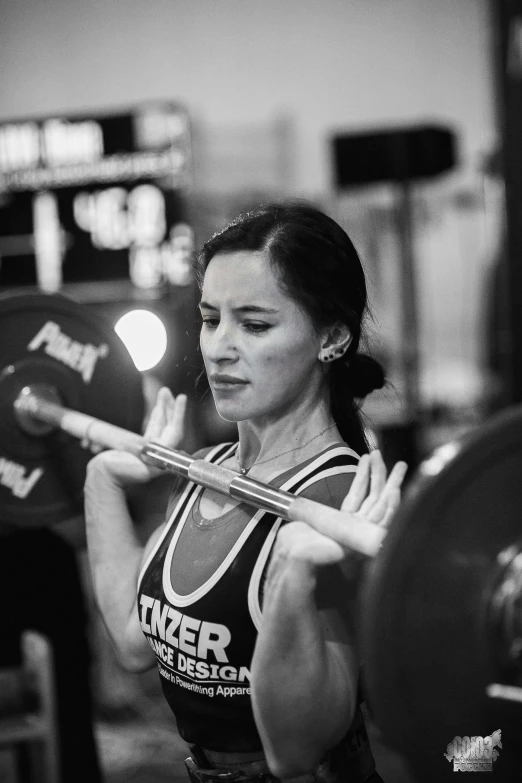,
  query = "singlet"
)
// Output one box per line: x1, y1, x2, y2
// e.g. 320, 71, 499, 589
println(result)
137, 441, 373, 767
